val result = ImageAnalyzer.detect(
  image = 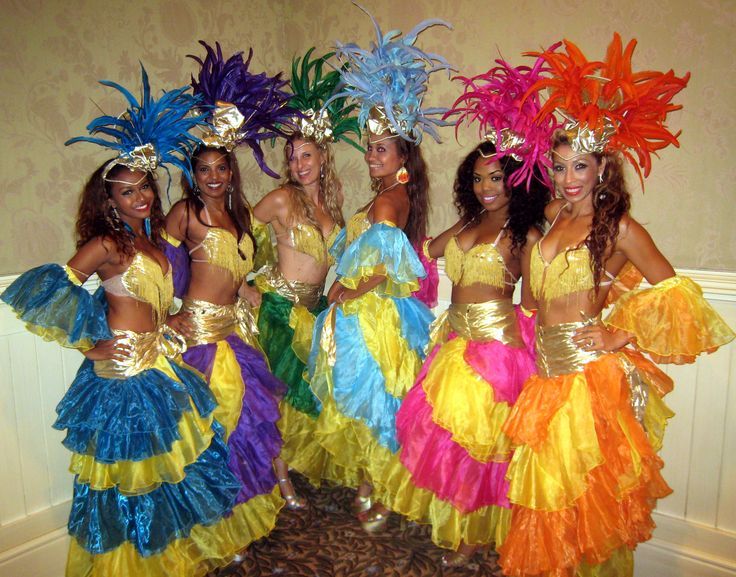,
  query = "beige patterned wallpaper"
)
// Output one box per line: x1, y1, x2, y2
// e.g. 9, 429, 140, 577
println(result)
2, 0, 734, 274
